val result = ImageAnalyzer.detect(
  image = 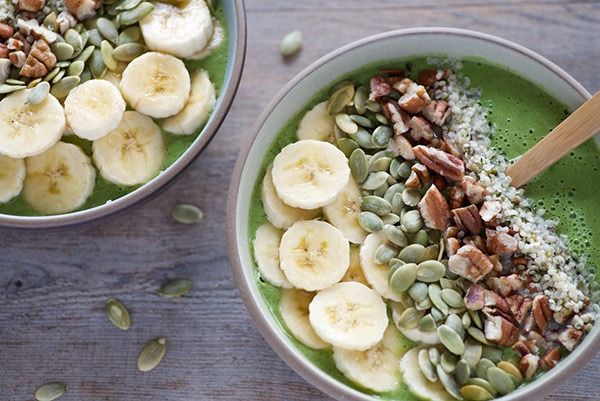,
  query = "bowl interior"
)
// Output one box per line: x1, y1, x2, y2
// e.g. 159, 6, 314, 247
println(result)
0, 0, 246, 229
229, 27, 599, 401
